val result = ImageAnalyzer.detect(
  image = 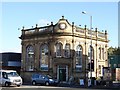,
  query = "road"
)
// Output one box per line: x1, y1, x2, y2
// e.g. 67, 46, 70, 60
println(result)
1, 85, 120, 90
1, 86, 72, 90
